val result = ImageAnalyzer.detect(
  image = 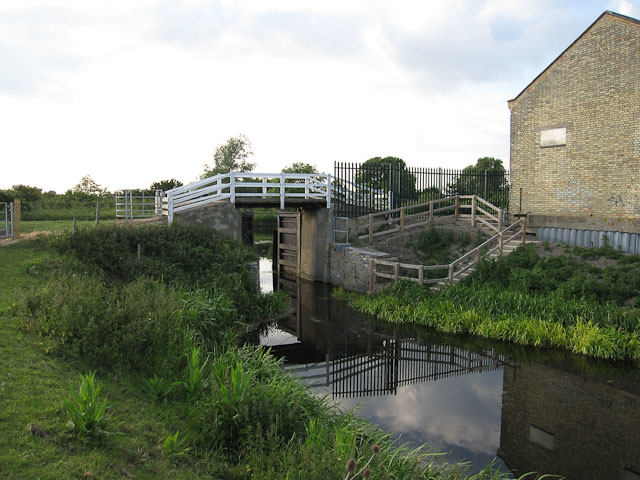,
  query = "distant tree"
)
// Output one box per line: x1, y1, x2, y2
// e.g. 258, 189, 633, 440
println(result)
446, 157, 509, 206
8, 184, 43, 204
150, 179, 183, 191
71, 175, 108, 196
356, 156, 417, 208
281, 162, 318, 174
201, 134, 255, 179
